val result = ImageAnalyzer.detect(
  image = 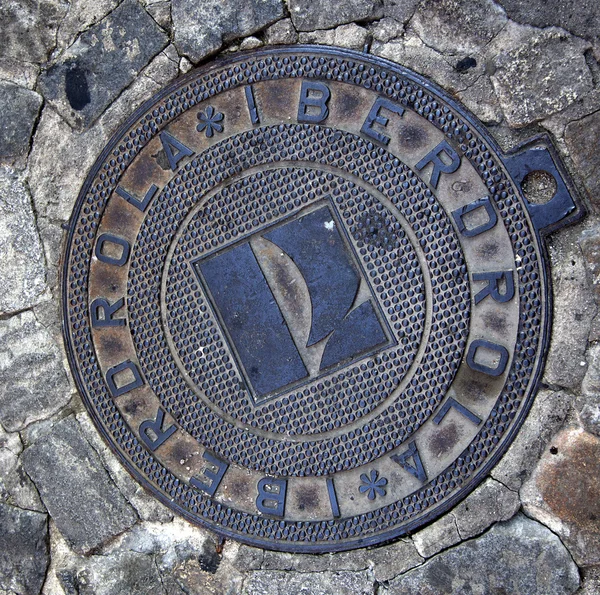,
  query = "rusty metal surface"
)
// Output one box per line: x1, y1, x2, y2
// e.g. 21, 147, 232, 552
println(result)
62, 46, 583, 551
